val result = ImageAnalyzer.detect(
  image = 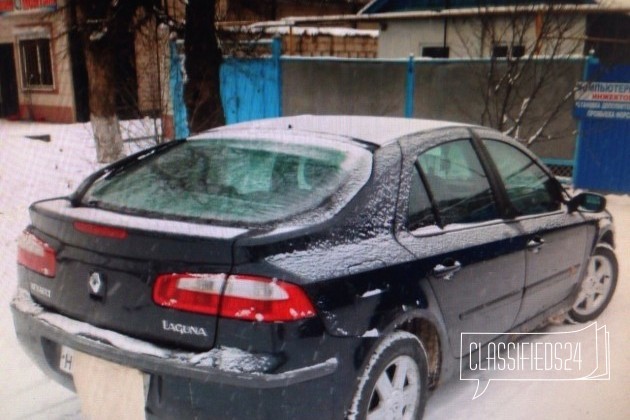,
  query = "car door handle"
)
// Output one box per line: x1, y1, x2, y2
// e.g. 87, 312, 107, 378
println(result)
433, 260, 462, 280
526, 236, 545, 253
